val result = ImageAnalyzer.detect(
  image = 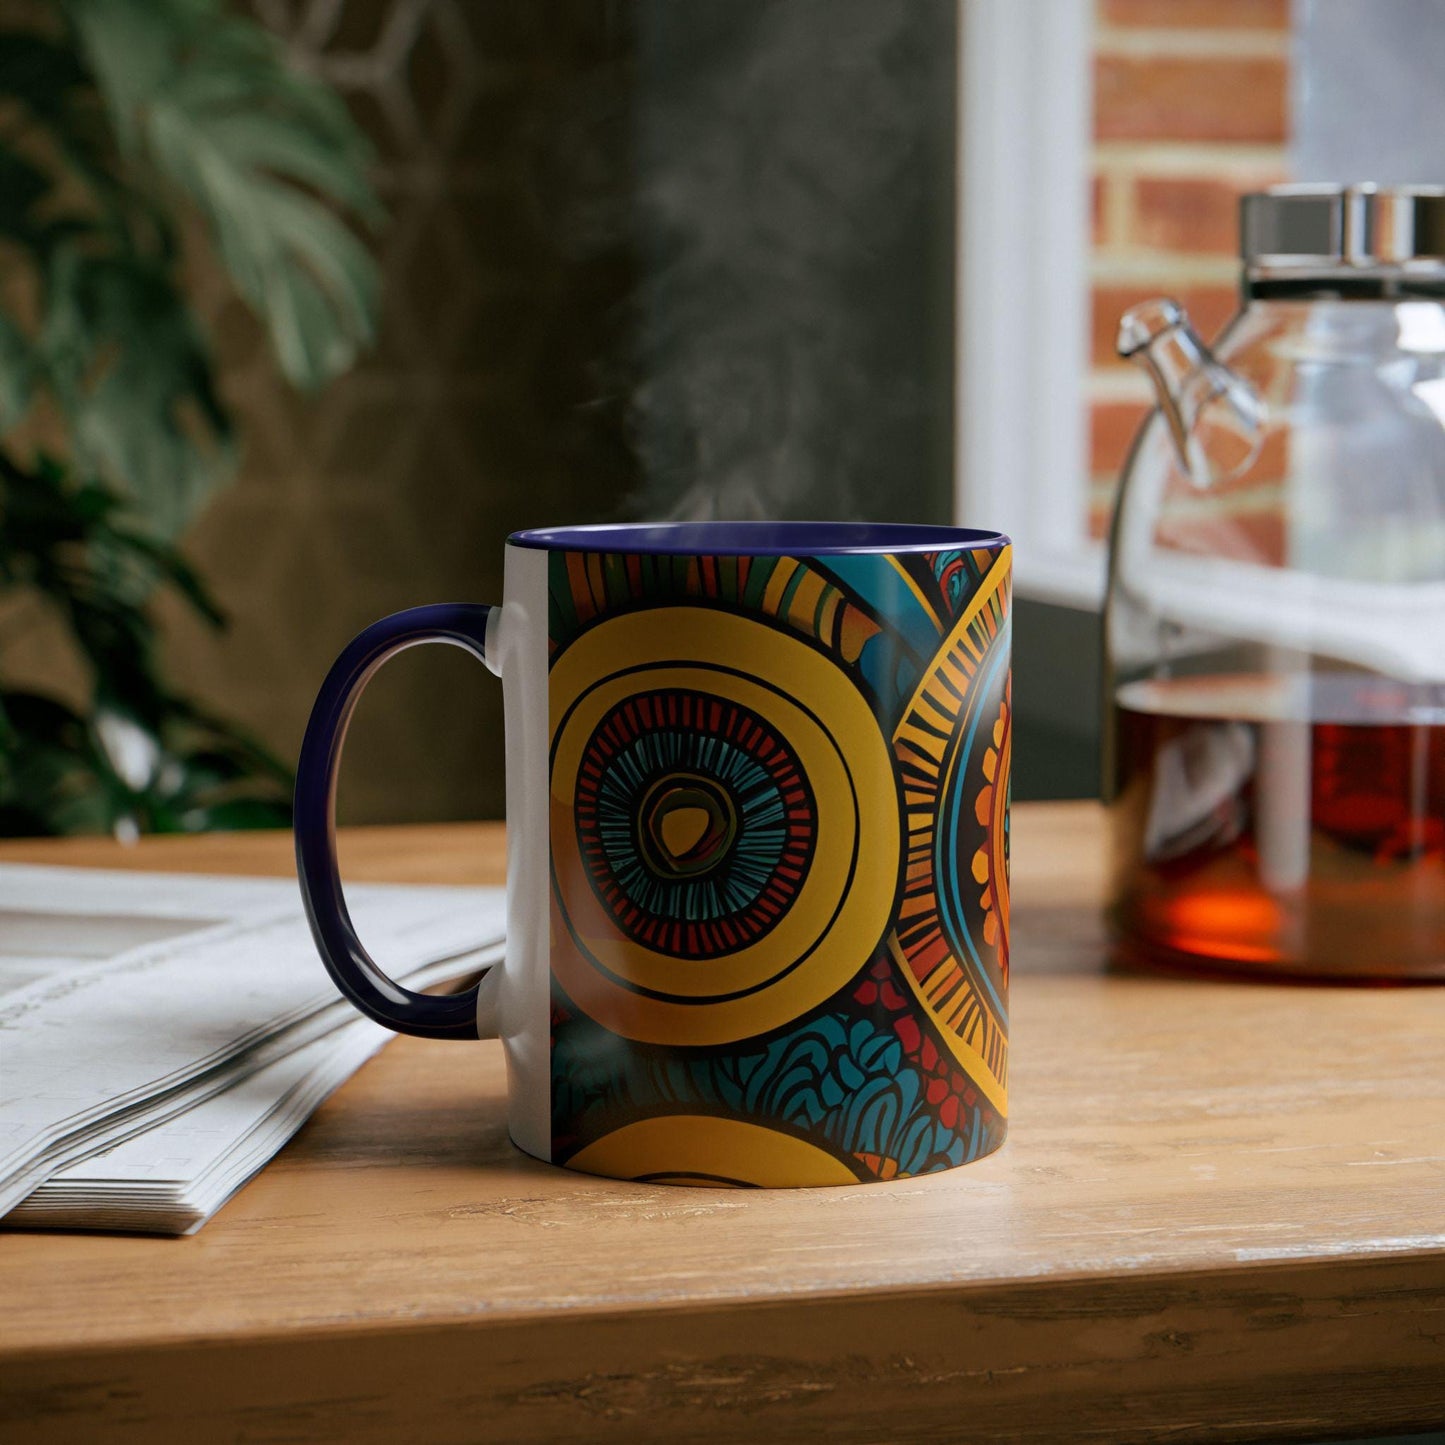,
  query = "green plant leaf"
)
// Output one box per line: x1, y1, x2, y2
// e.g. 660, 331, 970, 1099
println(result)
166, 698, 294, 784
0, 689, 112, 836
145, 105, 380, 390
54, 0, 174, 153
65, 0, 381, 391
107, 525, 225, 626
39, 246, 233, 533
0, 30, 150, 253
0, 313, 33, 425
0, 0, 362, 837
0, 147, 51, 247
177, 796, 291, 831
0, 32, 90, 126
